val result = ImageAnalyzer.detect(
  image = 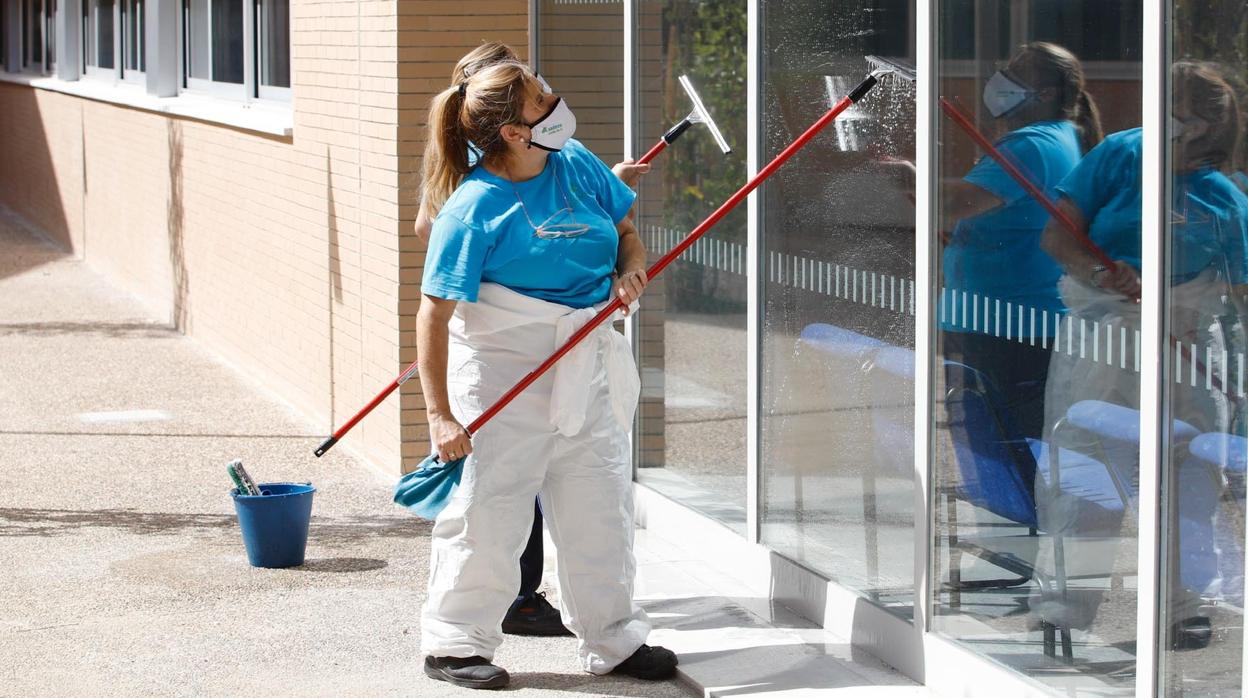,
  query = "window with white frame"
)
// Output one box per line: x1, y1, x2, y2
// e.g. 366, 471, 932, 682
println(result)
82, 0, 115, 72
2, 0, 288, 104
184, 0, 243, 88
256, 0, 287, 92
21, 0, 53, 72
121, 0, 143, 76
181, 0, 288, 99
